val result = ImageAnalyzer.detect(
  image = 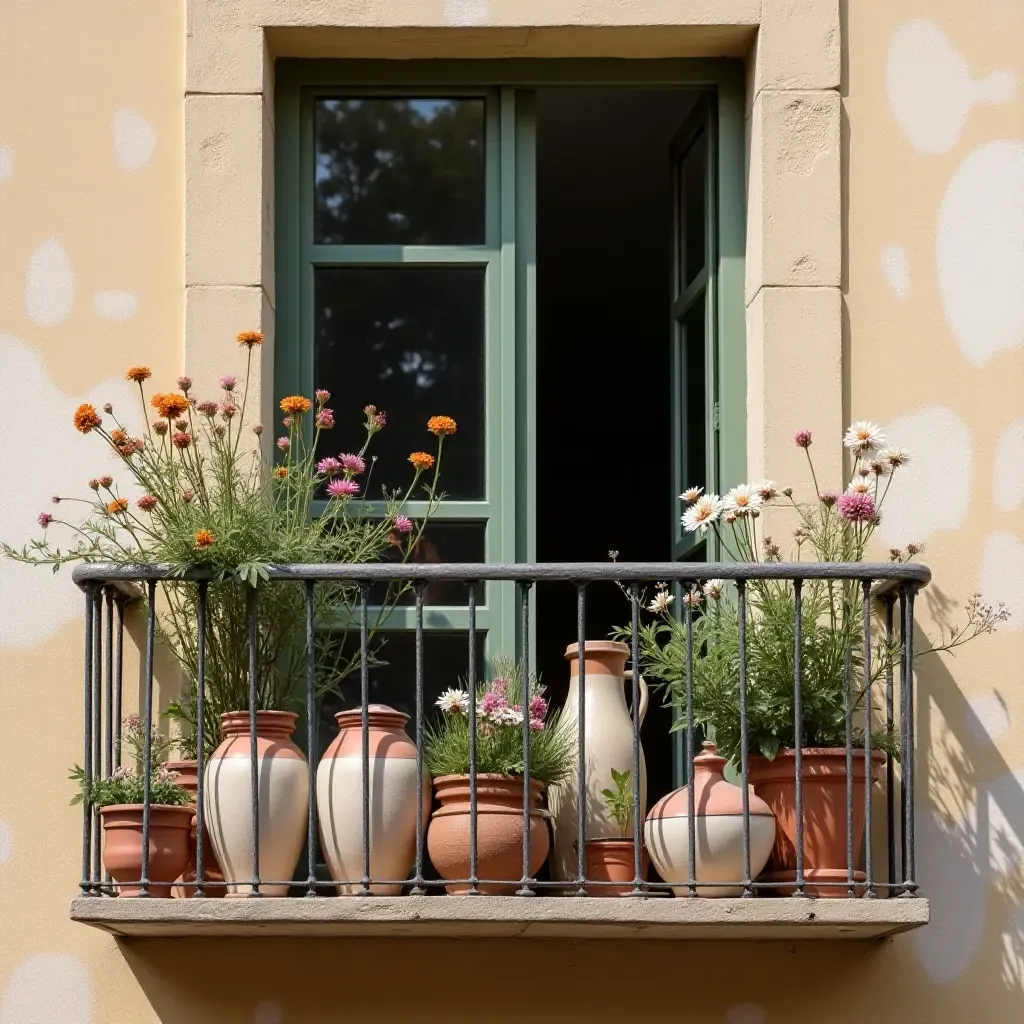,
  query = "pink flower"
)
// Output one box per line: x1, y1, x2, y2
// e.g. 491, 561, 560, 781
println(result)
479, 682, 508, 719
136, 495, 159, 511
276, 436, 290, 451
530, 717, 545, 732
219, 375, 237, 392
374, 411, 387, 428
317, 457, 341, 477
37, 512, 53, 528
393, 514, 413, 534
177, 375, 193, 393
795, 429, 813, 448
820, 490, 840, 507
340, 453, 366, 474
528, 694, 548, 722
327, 479, 360, 498
197, 400, 219, 417
838, 492, 876, 523
220, 401, 238, 419
282, 416, 293, 428
315, 389, 331, 404
315, 408, 335, 429
252, 423, 264, 436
